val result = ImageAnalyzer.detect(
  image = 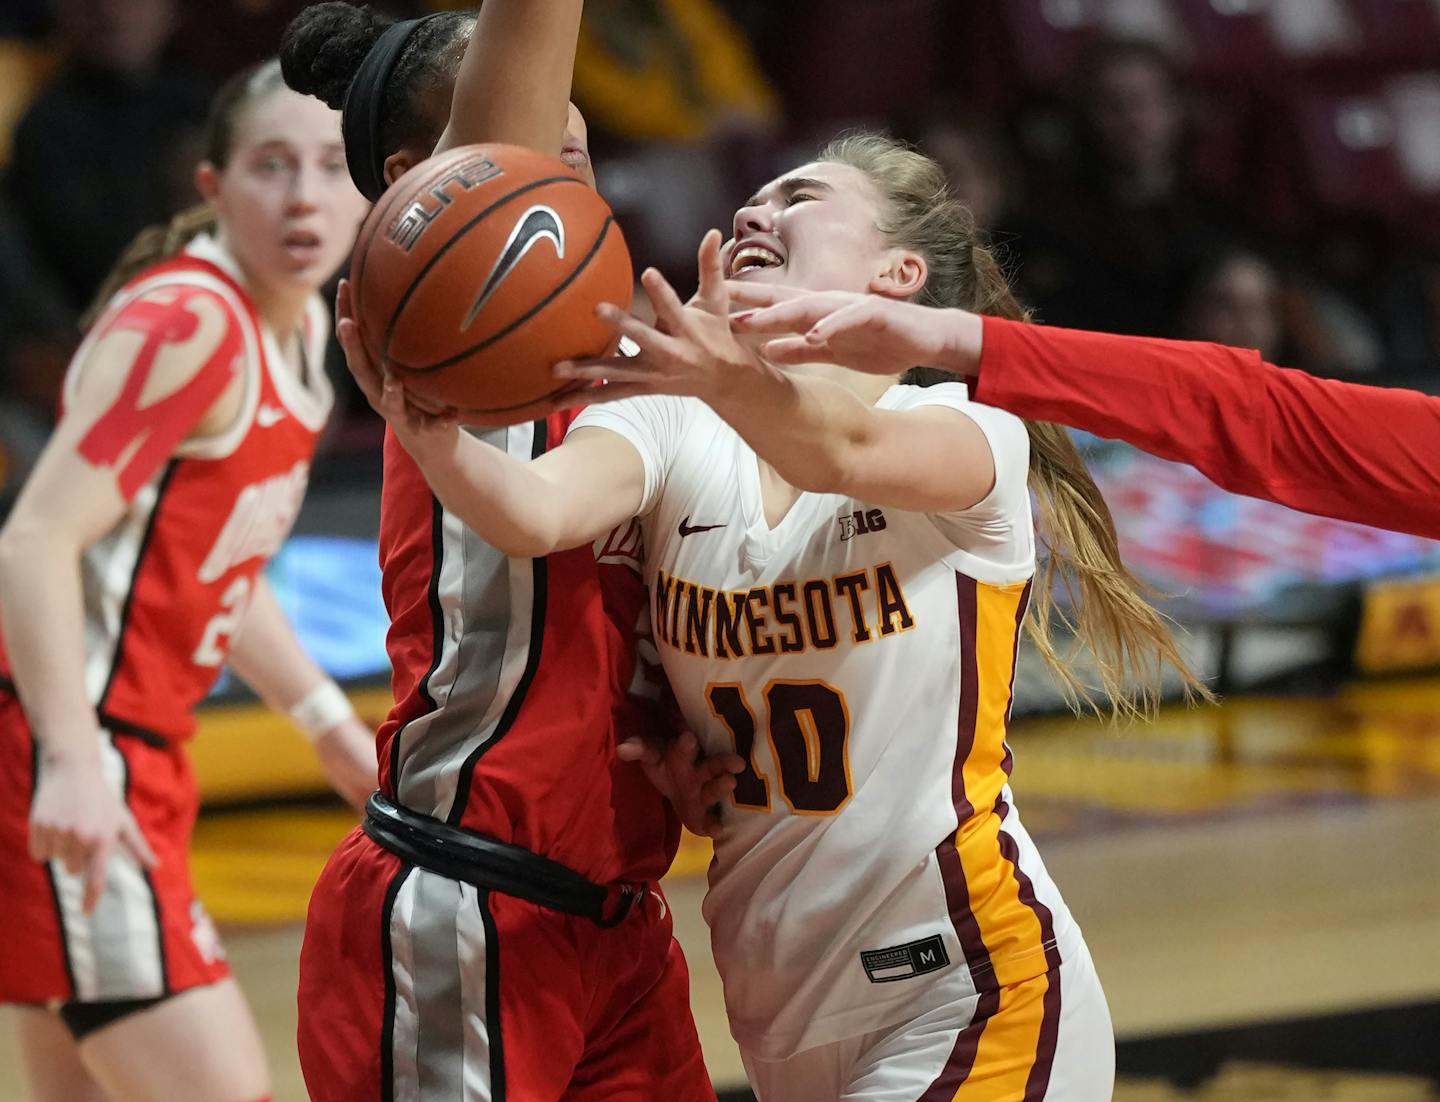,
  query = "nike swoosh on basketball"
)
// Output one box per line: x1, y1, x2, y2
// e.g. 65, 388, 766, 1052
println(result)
462, 204, 566, 329
255, 404, 286, 428
679, 516, 726, 538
